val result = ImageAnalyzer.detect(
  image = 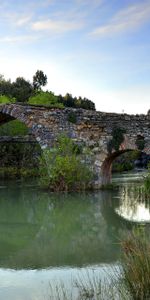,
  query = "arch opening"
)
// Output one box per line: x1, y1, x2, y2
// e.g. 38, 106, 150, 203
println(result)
0, 115, 42, 179
101, 149, 150, 186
